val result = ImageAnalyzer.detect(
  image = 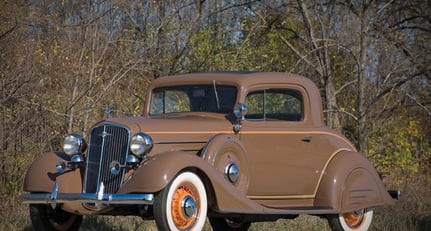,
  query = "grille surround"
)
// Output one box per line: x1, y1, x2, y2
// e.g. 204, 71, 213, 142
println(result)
84, 122, 131, 194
